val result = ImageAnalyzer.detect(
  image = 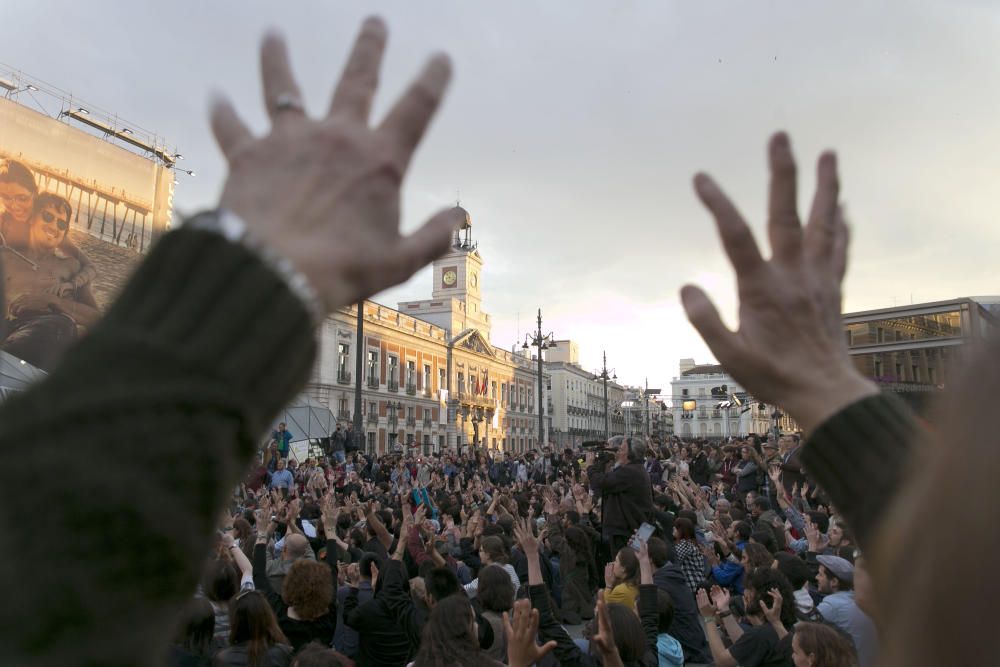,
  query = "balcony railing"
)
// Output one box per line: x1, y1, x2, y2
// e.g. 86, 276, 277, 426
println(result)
423, 386, 433, 397
367, 412, 378, 424
406, 416, 416, 427
337, 411, 351, 421
406, 382, 416, 395
423, 416, 433, 428
337, 370, 352, 385
367, 375, 379, 389
388, 379, 399, 392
